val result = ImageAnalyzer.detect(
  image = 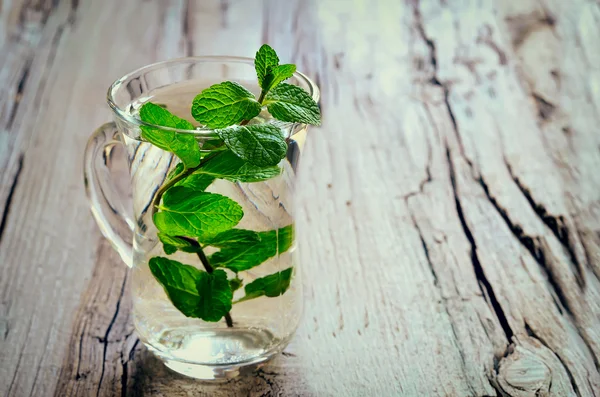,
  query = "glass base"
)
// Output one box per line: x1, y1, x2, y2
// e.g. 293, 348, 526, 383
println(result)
144, 328, 287, 380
